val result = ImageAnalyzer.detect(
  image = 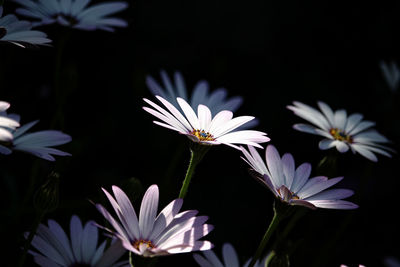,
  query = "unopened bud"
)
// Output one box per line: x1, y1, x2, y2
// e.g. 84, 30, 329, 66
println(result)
33, 172, 60, 213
